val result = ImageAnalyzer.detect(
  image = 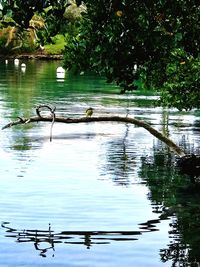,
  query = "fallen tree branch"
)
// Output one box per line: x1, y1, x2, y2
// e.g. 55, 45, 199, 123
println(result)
2, 107, 186, 157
